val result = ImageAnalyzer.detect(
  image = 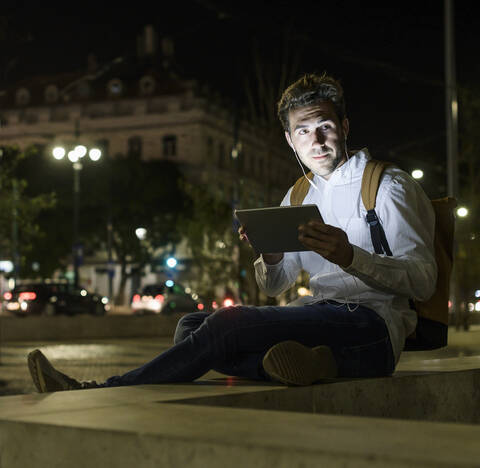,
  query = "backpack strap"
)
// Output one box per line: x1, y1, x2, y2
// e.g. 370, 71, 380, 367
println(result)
361, 160, 393, 256
290, 172, 314, 205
